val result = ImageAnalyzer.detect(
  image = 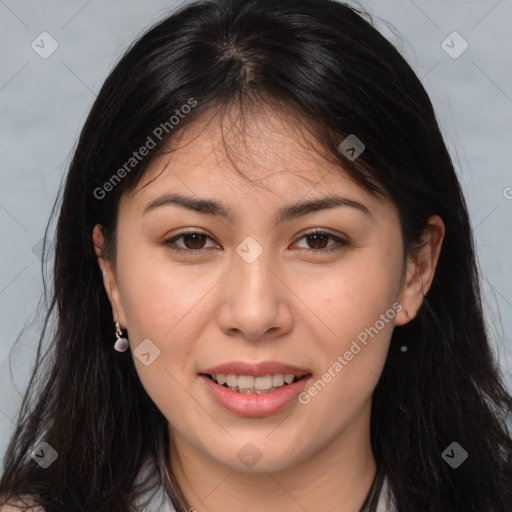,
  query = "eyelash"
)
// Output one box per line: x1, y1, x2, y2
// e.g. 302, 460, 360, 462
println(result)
163, 229, 349, 254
